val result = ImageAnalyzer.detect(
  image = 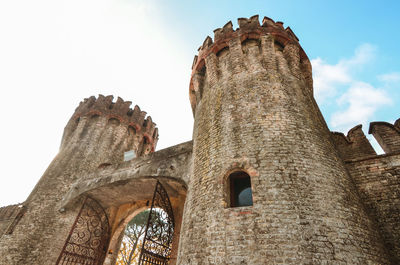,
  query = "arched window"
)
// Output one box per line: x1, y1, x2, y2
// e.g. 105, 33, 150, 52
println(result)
229, 171, 253, 207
